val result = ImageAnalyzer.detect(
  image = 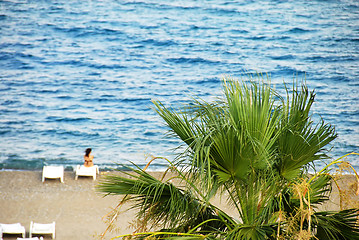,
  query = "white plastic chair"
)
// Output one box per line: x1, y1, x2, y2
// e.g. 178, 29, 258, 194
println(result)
75, 165, 99, 180
42, 166, 64, 183
0, 223, 26, 239
29, 221, 55, 239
